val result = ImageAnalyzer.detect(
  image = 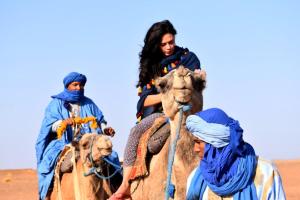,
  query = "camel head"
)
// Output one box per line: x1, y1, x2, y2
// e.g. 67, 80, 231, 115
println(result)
78, 133, 113, 168
156, 66, 206, 120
